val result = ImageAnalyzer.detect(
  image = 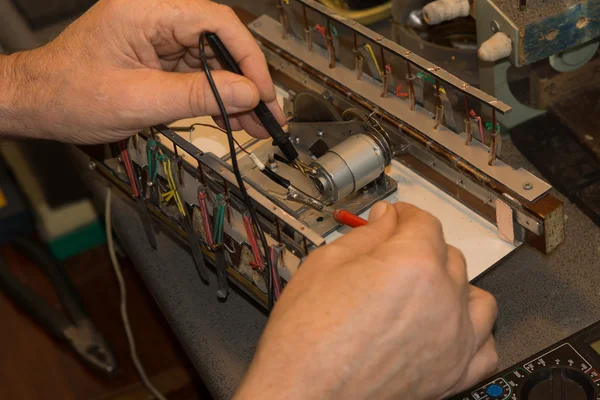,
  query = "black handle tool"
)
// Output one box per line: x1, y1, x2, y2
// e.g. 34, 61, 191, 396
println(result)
205, 32, 299, 162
